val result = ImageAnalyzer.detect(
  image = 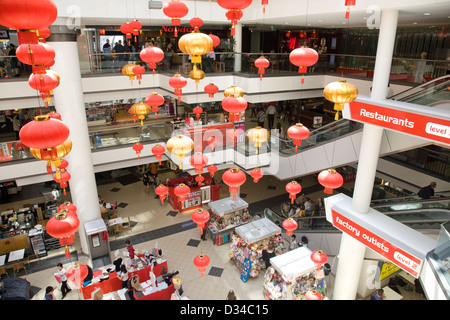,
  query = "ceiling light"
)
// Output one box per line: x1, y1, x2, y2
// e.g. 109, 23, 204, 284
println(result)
318, 19, 323, 22
413, 22, 418, 24
424, 12, 431, 16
